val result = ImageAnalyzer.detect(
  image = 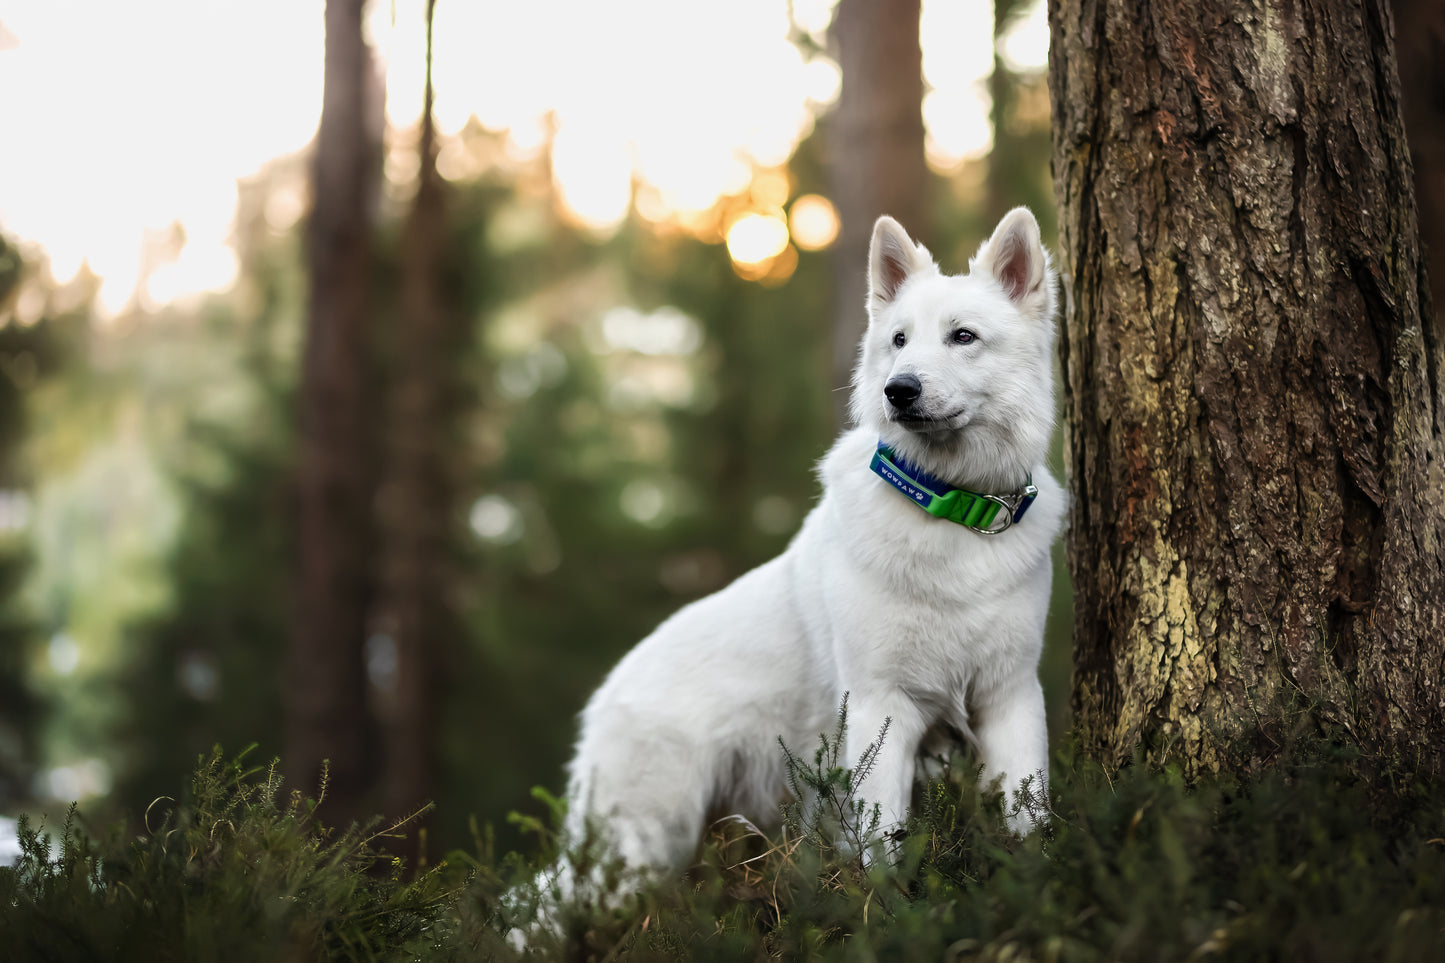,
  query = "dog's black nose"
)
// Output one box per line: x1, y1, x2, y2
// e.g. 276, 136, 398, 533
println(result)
884, 374, 922, 409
